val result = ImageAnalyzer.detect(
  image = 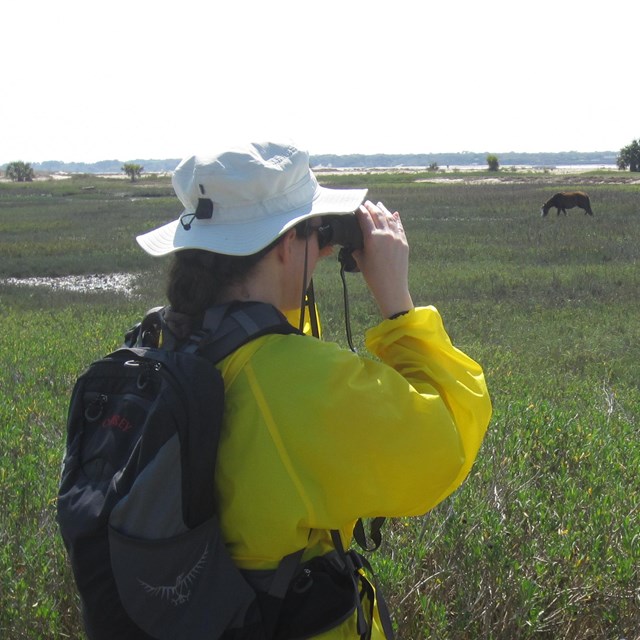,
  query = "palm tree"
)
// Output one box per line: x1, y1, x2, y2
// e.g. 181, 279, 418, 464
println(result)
5, 161, 35, 182
617, 139, 640, 172
122, 163, 144, 182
